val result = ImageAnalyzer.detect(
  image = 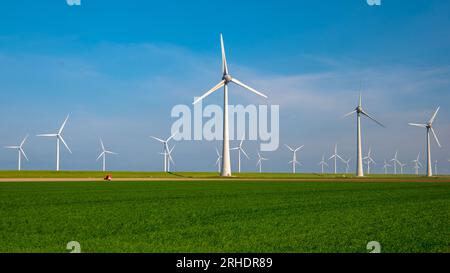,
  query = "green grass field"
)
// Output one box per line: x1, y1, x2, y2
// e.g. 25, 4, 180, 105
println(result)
0, 179, 449, 253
